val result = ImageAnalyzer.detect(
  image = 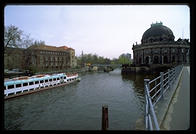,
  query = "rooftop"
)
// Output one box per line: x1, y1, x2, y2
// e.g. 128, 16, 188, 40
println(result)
28, 44, 74, 52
